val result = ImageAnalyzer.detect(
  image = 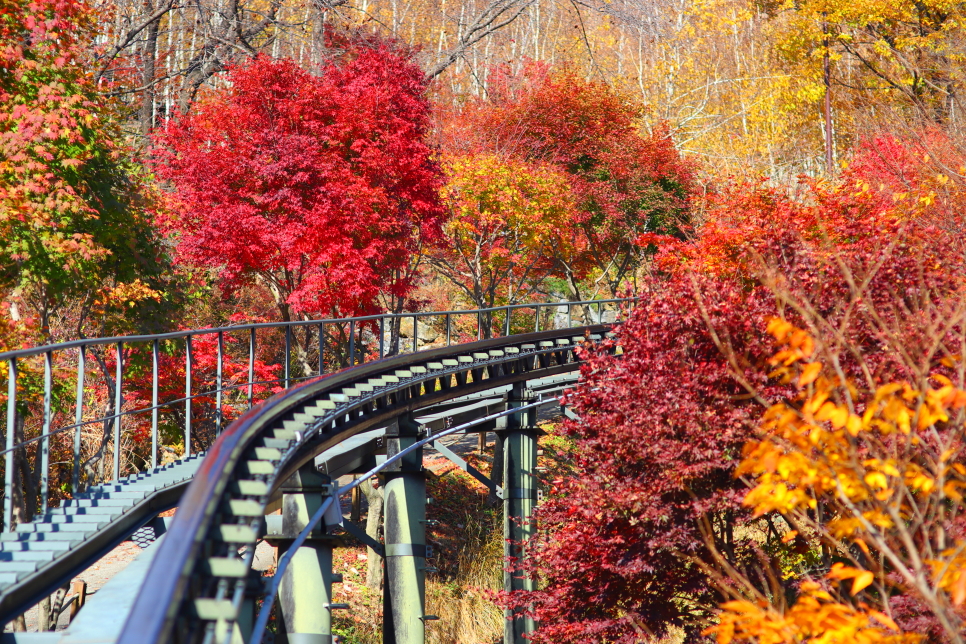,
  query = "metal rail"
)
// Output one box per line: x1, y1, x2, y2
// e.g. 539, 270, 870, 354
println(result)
0, 299, 629, 533
117, 325, 618, 644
